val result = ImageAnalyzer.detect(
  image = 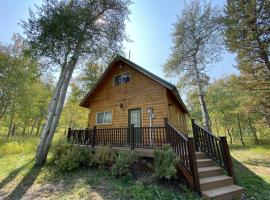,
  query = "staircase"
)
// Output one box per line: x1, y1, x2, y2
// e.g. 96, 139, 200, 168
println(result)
196, 152, 243, 200
166, 120, 244, 200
